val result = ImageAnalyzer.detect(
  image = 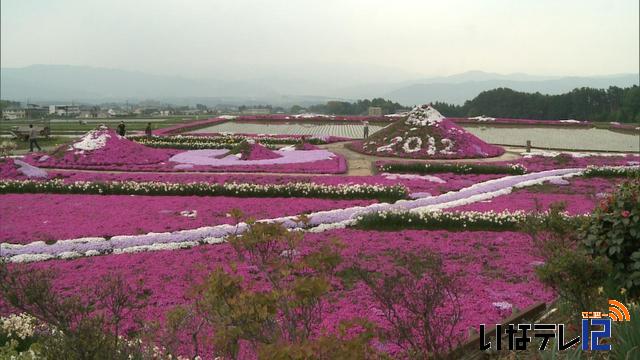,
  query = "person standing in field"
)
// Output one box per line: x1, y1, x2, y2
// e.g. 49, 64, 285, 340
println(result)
117, 121, 126, 136
363, 121, 369, 139
28, 124, 42, 152
145, 122, 153, 137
